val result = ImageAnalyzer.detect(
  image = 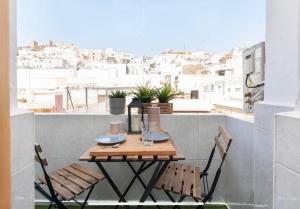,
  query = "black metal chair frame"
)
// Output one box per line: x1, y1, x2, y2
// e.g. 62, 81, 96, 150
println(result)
163, 135, 232, 209
34, 145, 96, 209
